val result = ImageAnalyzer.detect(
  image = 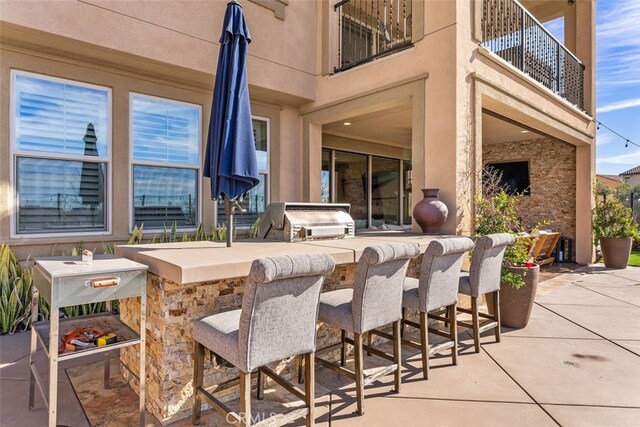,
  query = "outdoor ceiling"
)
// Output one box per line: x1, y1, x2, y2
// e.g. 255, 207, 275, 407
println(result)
520, 0, 567, 22
482, 113, 544, 144
322, 103, 412, 148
